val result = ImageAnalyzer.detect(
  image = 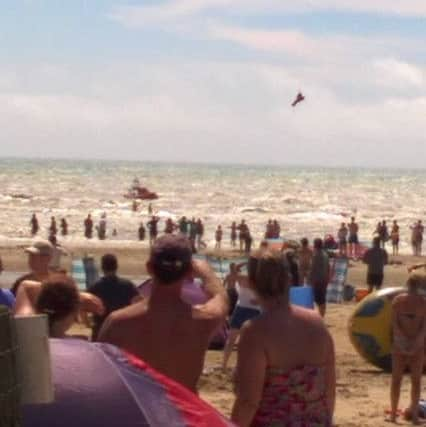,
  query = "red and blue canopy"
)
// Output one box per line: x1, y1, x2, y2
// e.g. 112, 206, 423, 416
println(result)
23, 339, 234, 427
